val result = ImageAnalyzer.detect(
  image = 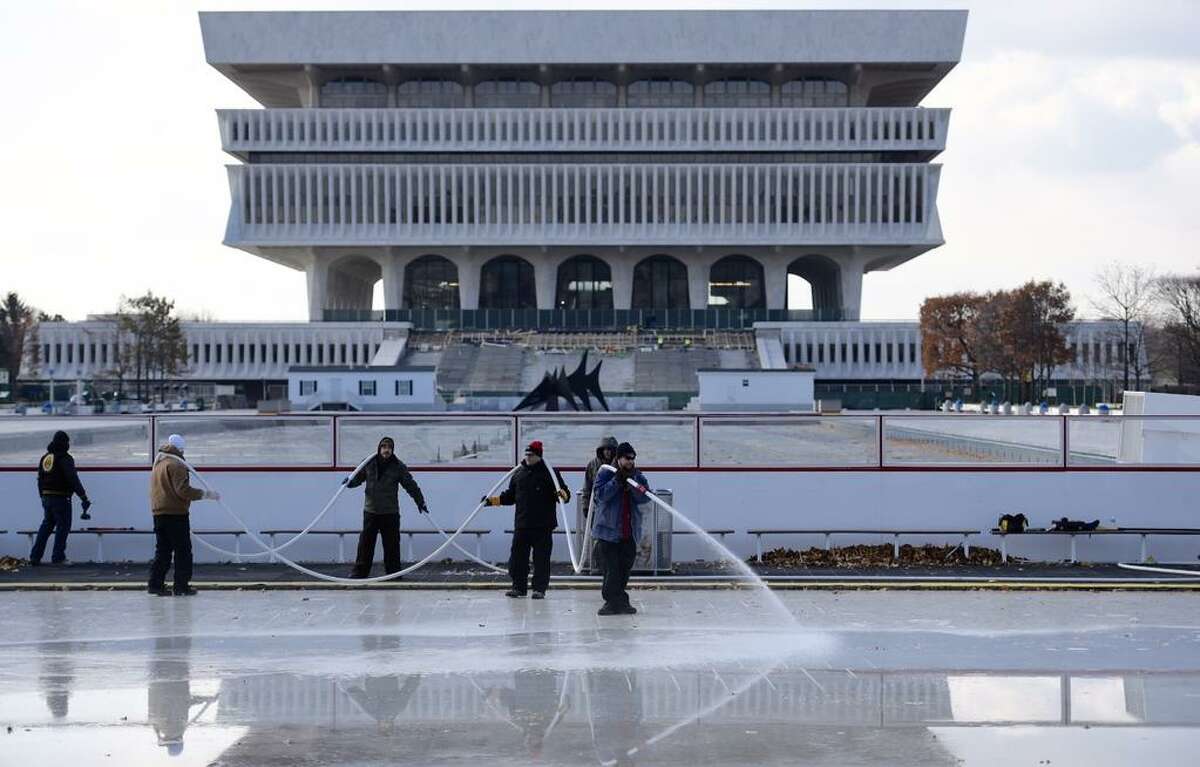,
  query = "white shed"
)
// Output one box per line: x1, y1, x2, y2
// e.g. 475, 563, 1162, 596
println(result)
697, 368, 815, 411
288, 366, 440, 411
